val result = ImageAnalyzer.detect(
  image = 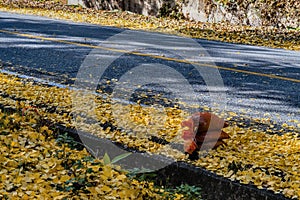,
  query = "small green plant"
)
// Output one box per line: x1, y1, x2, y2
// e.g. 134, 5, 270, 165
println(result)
125, 167, 202, 199
61, 156, 95, 193
56, 133, 81, 150
164, 184, 202, 200
57, 152, 133, 193
126, 167, 156, 181
55, 133, 85, 171
102, 152, 132, 165
174, 184, 202, 199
